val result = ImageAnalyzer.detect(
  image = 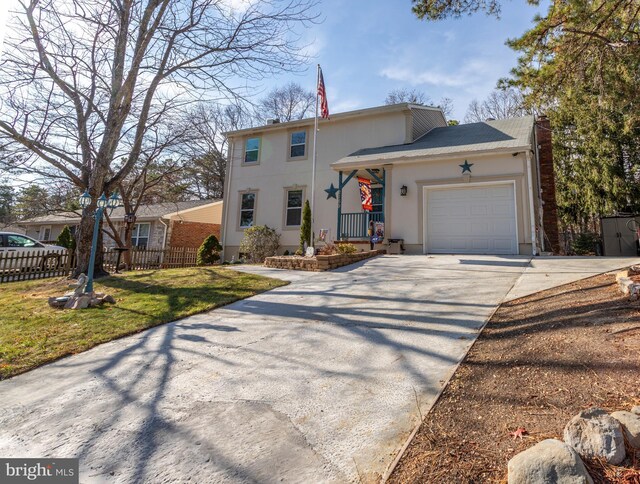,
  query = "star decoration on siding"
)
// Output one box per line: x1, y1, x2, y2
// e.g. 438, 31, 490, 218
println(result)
459, 160, 474, 174
325, 183, 339, 199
